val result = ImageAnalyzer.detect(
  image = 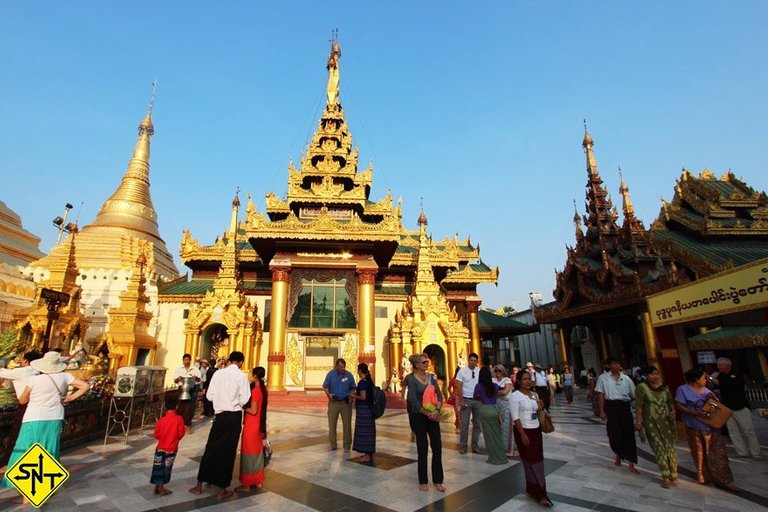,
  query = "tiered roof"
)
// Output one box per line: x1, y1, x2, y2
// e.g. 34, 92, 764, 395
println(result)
651, 169, 768, 276
162, 37, 498, 300
536, 128, 687, 322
